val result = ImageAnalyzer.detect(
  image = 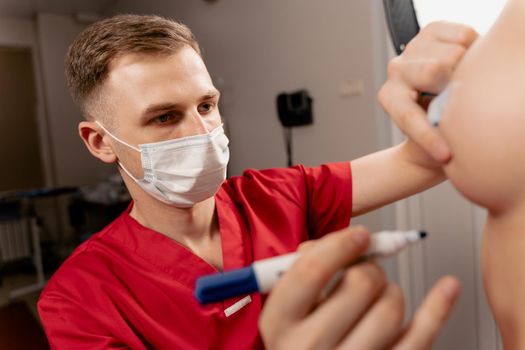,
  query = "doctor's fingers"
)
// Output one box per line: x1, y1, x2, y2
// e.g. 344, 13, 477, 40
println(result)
335, 284, 405, 350
295, 262, 387, 350
379, 79, 450, 163
420, 21, 478, 49
388, 21, 478, 91
381, 22, 477, 102
392, 276, 461, 350
379, 42, 463, 163
385, 42, 467, 94
296, 240, 316, 252
296, 225, 369, 253
400, 21, 478, 86
379, 25, 477, 164
259, 227, 371, 341
269, 227, 371, 320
